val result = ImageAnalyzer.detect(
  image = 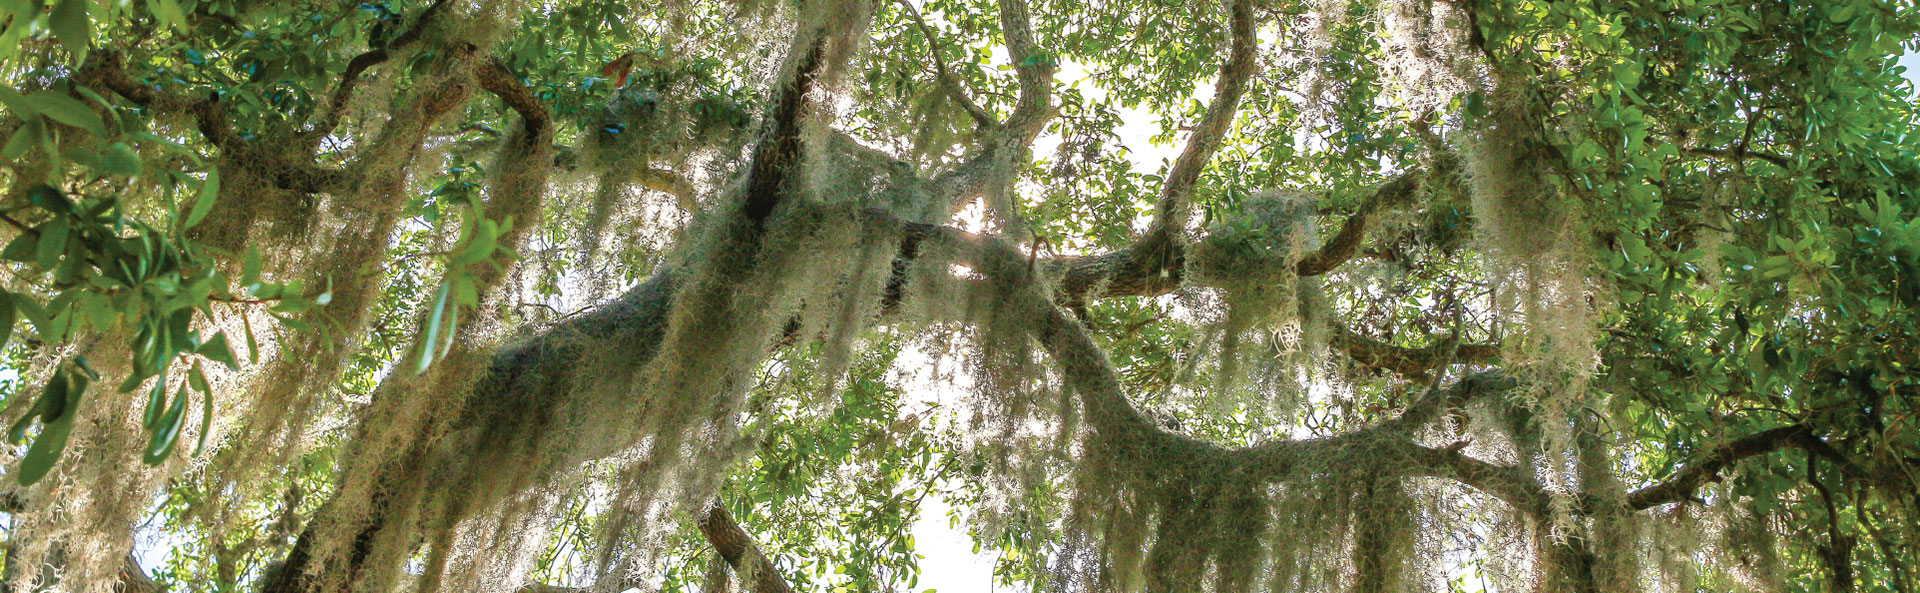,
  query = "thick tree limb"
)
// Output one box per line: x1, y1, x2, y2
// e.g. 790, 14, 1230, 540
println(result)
1328, 324, 1501, 378
743, 35, 828, 226
1624, 424, 1812, 510
1294, 172, 1422, 276
896, 217, 1516, 485
697, 504, 796, 593
926, 0, 1057, 211
1150, 0, 1257, 235
118, 555, 163, 593
475, 58, 551, 141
